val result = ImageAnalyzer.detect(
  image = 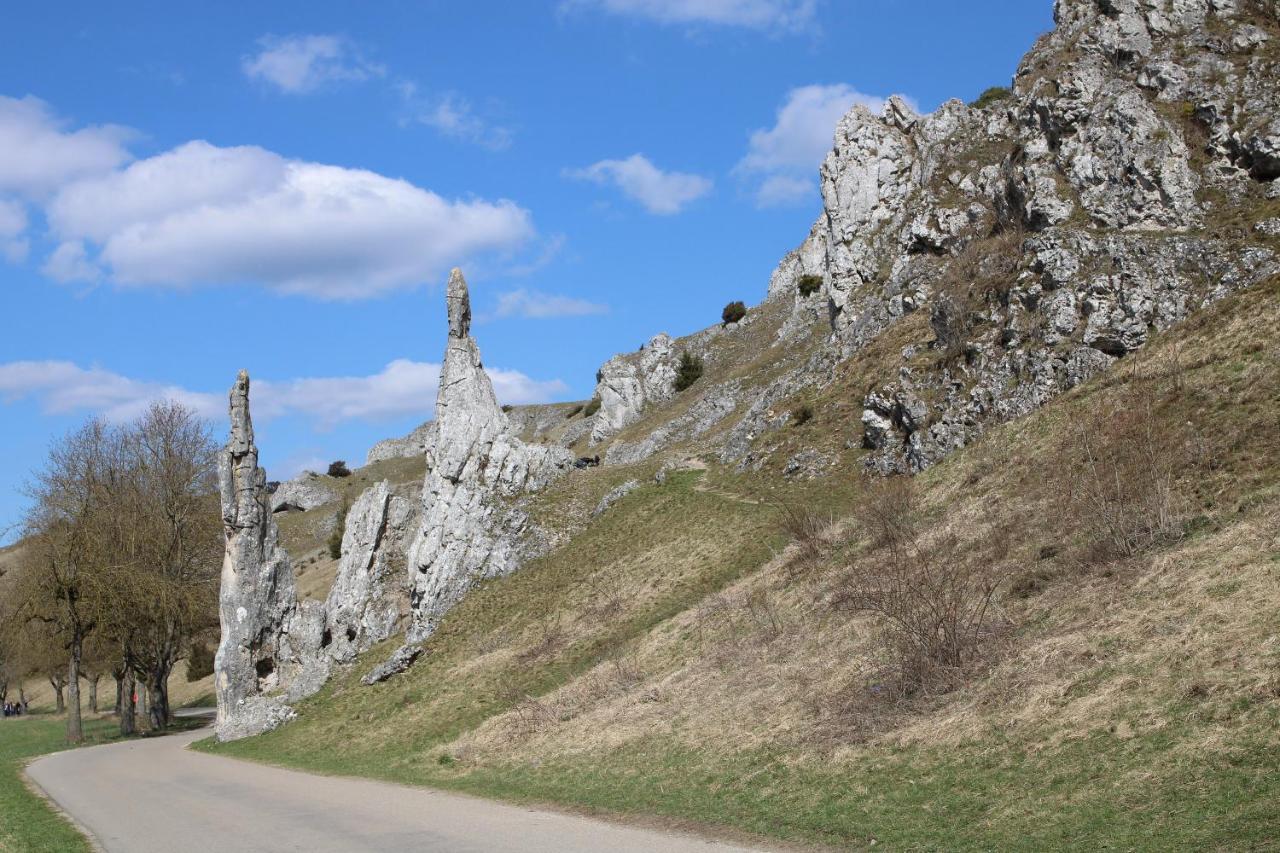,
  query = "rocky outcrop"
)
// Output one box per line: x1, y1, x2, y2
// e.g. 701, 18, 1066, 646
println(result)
269, 475, 337, 513
751, 0, 1280, 473
214, 371, 303, 741
322, 481, 415, 664
366, 421, 437, 465
589, 333, 679, 443
216, 381, 418, 740
404, 269, 574, 642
